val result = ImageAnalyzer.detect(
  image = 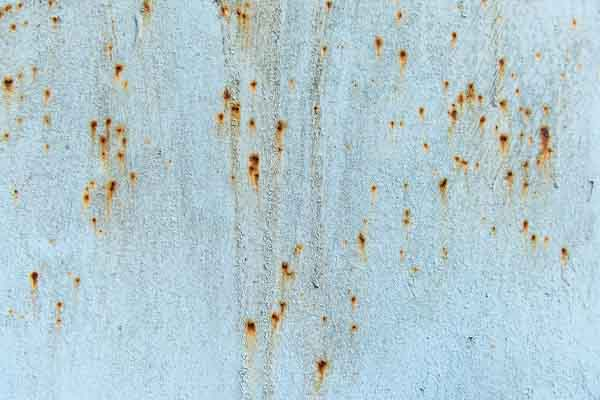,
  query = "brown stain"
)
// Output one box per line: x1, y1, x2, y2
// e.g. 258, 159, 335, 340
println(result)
105, 180, 117, 215
2, 131, 9, 142
441, 247, 449, 260
399, 248, 406, 262
374, 36, 383, 58
294, 243, 304, 256
443, 80, 450, 93
50, 15, 60, 28
116, 150, 126, 171
248, 152, 260, 191
519, 107, 532, 121
9, 23, 16, 32
450, 31, 458, 48
234, 3, 252, 48
521, 179, 529, 198
357, 231, 367, 261
99, 135, 109, 165
537, 125, 552, 168
479, 115, 487, 133
370, 184, 377, 204
350, 324, 358, 334
281, 261, 296, 281
104, 42, 113, 59
522, 219, 529, 234
55, 301, 63, 327
29, 271, 39, 291
230, 102, 241, 122
248, 117, 256, 133
129, 171, 138, 187
466, 82, 477, 103
402, 208, 411, 227
499, 134, 510, 156
315, 358, 329, 390
560, 247, 569, 266
530, 234, 537, 249
350, 294, 357, 311
499, 99, 508, 113
90, 216, 97, 232
398, 49, 408, 73
114, 64, 124, 80
325, 0, 333, 12
244, 319, 257, 348
498, 57, 506, 79
90, 120, 98, 141
490, 226, 496, 236
418, 106, 425, 122
456, 92, 465, 109
82, 187, 91, 208
142, 0, 153, 16
394, 10, 403, 24
571, 18, 577, 29
2, 75, 14, 96
320, 45, 328, 57
275, 120, 287, 156
448, 105, 458, 125
439, 177, 448, 204
73, 276, 81, 288
505, 170, 514, 191
542, 104, 551, 116
215, 112, 225, 126
43, 114, 51, 127
249, 80, 257, 93
48, 0, 57, 7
